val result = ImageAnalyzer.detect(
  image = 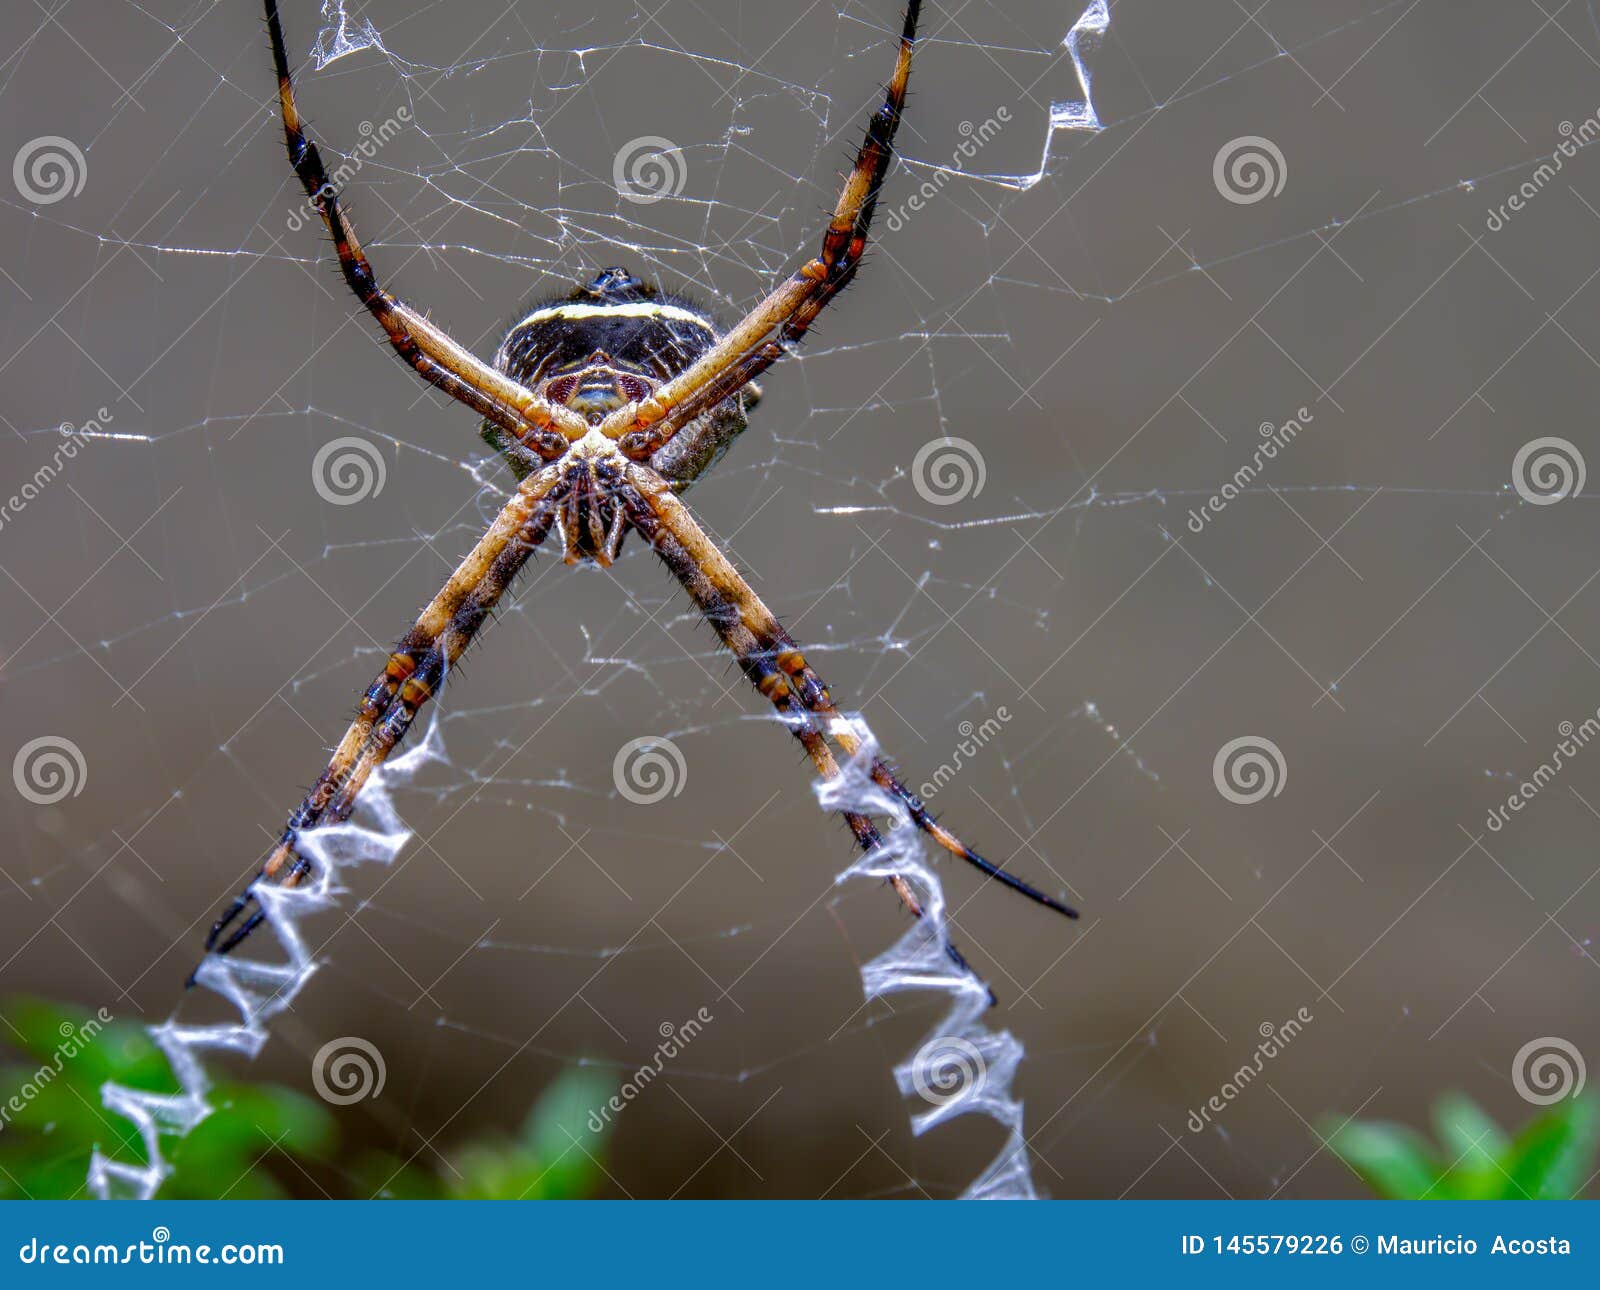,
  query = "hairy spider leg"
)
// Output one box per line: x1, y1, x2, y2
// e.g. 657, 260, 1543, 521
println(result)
621, 463, 1073, 916
611, 465, 995, 992
203, 466, 563, 957
611, 0, 924, 457
265, 0, 580, 456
